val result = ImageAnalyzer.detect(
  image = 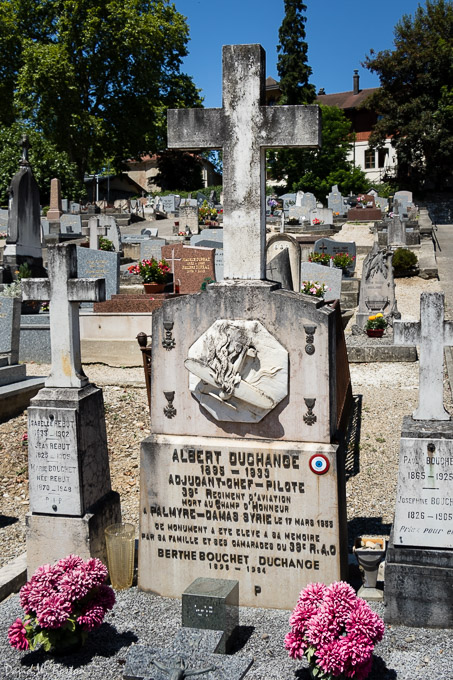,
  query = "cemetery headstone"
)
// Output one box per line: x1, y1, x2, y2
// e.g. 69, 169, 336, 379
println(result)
61, 198, 68, 212
141, 227, 158, 238
3, 135, 45, 280
191, 228, 224, 248
355, 243, 400, 330
161, 194, 177, 214
295, 190, 304, 206
394, 190, 413, 218
21, 243, 121, 574
161, 243, 215, 293
266, 246, 293, 289
288, 205, 308, 223
0, 295, 45, 420
327, 185, 347, 216
60, 214, 82, 234
77, 246, 120, 301
140, 238, 167, 262
179, 201, 199, 235
299, 192, 317, 215
314, 237, 356, 276
70, 202, 81, 214
190, 240, 224, 282
310, 208, 333, 227
266, 233, 301, 292
97, 214, 122, 251
46, 178, 63, 222
385, 291, 453, 627
387, 215, 406, 248
300, 261, 343, 301
280, 192, 297, 215
138, 44, 350, 610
